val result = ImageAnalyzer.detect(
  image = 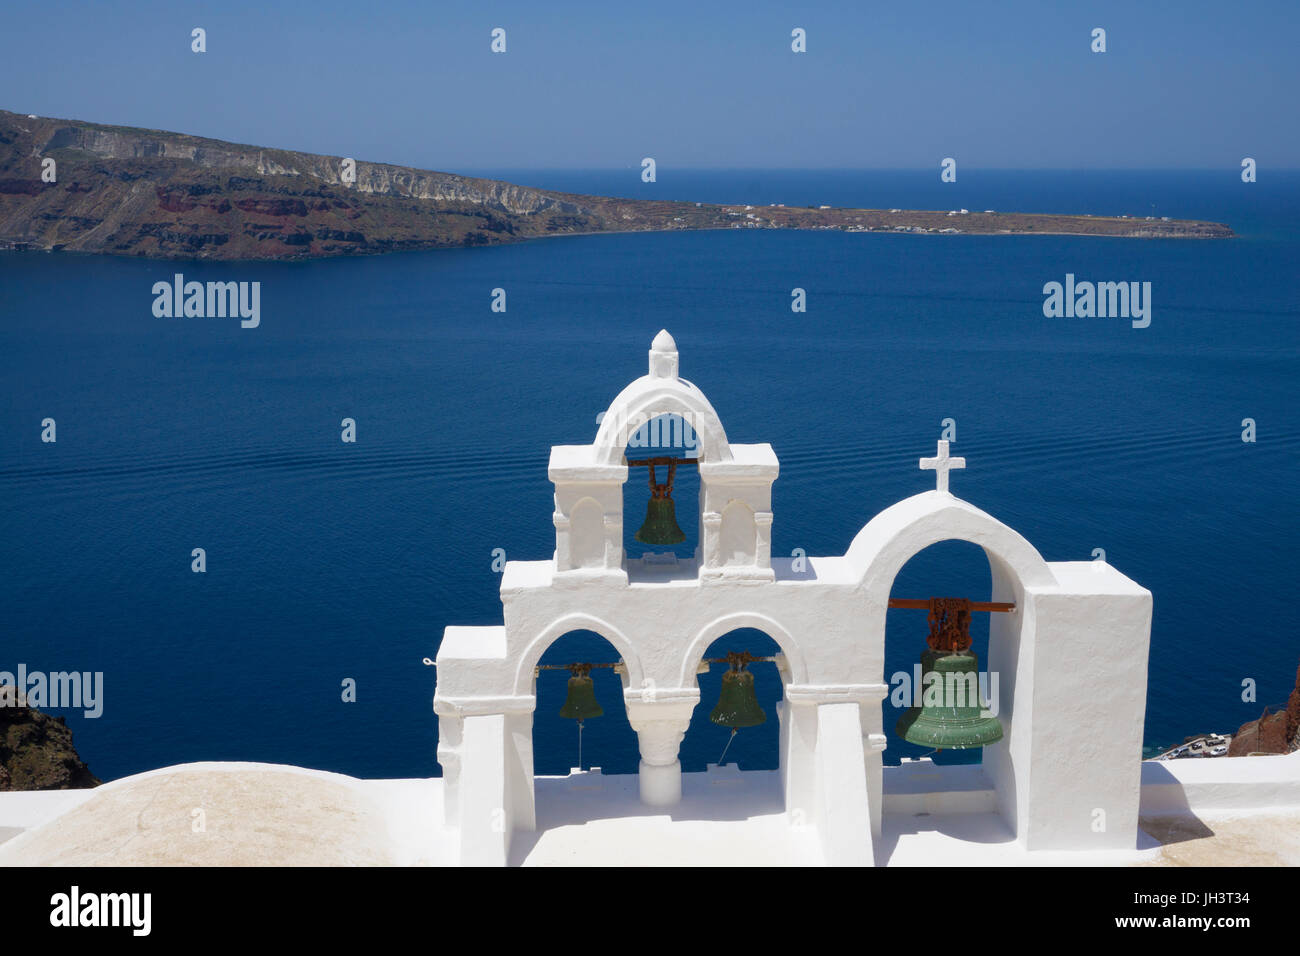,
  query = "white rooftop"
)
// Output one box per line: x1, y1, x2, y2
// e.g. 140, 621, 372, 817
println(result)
3, 754, 1297, 866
